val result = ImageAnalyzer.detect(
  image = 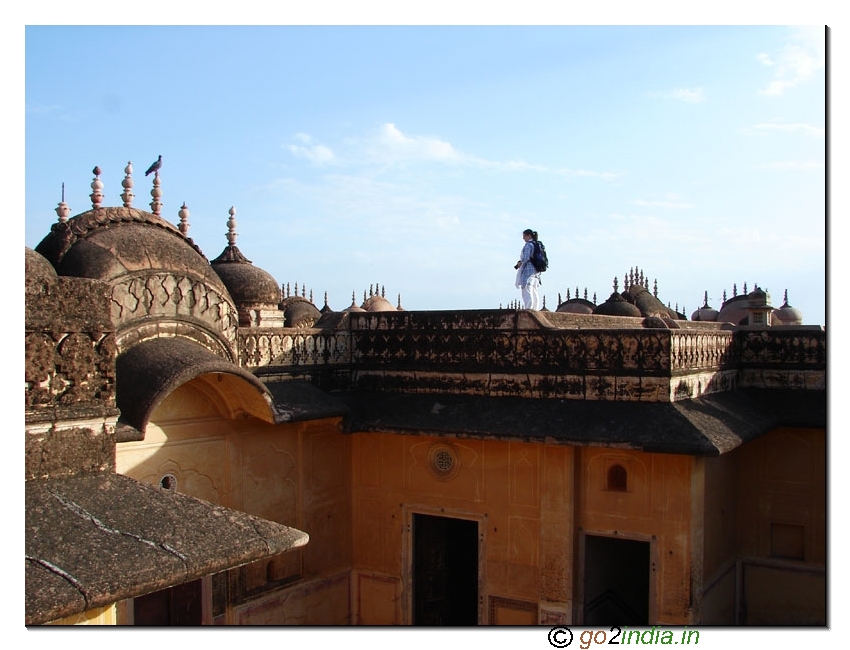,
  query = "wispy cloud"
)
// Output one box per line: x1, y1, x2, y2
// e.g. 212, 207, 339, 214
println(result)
632, 198, 695, 209
743, 122, 825, 138
757, 26, 824, 96
646, 87, 706, 103
288, 123, 620, 180
755, 160, 824, 171
286, 132, 336, 165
